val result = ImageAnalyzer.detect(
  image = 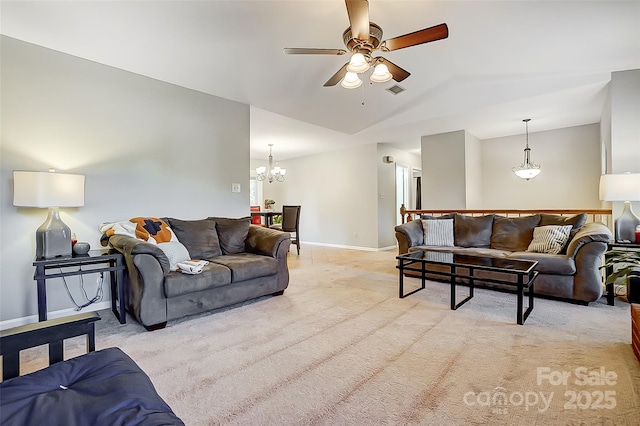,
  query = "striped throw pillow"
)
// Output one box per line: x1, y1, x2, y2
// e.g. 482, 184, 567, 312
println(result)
422, 219, 455, 247
527, 225, 573, 254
